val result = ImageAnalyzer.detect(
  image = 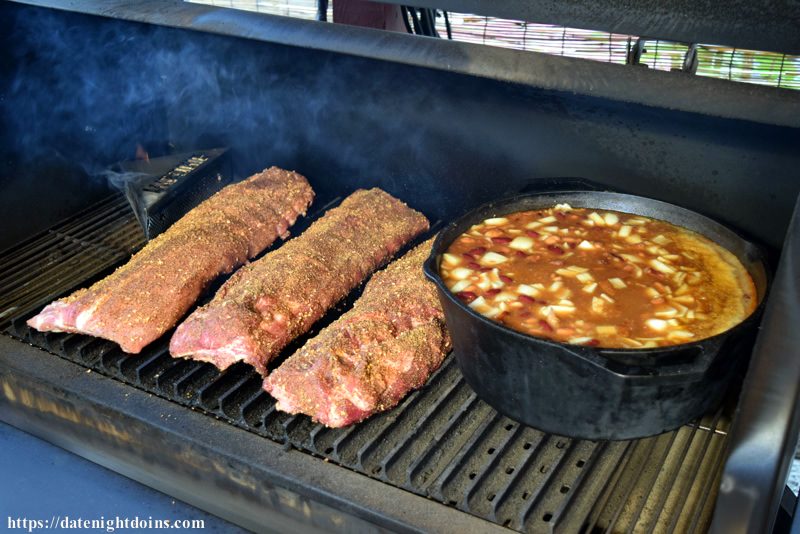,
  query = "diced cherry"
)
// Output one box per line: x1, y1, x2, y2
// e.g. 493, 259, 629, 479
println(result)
479, 267, 492, 272
514, 250, 527, 258
462, 252, 476, 260
518, 295, 536, 304
585, 338, 600, 346
457, 291, 478, 303
467, 261, 481, 269
486, 288, 502, 296
525, 230, 540, 238
538, 320, 554, 332
556, 211, 567, 219
547, 245, 564, 255
499, 275, 513, 283
492, 237, 512, 244
468, 247, 487, 256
